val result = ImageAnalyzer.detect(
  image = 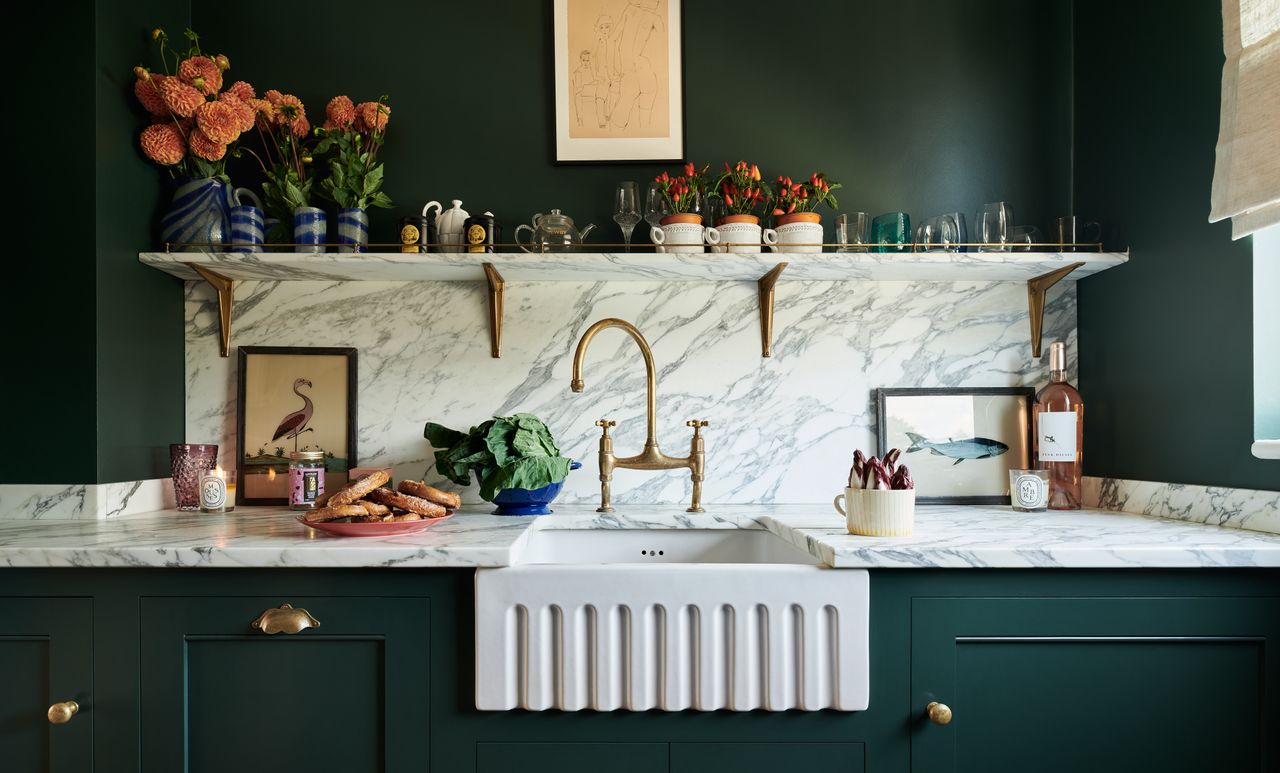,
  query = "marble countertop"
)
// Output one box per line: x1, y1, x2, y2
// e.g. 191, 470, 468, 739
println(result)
1, 503, 1278, 569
